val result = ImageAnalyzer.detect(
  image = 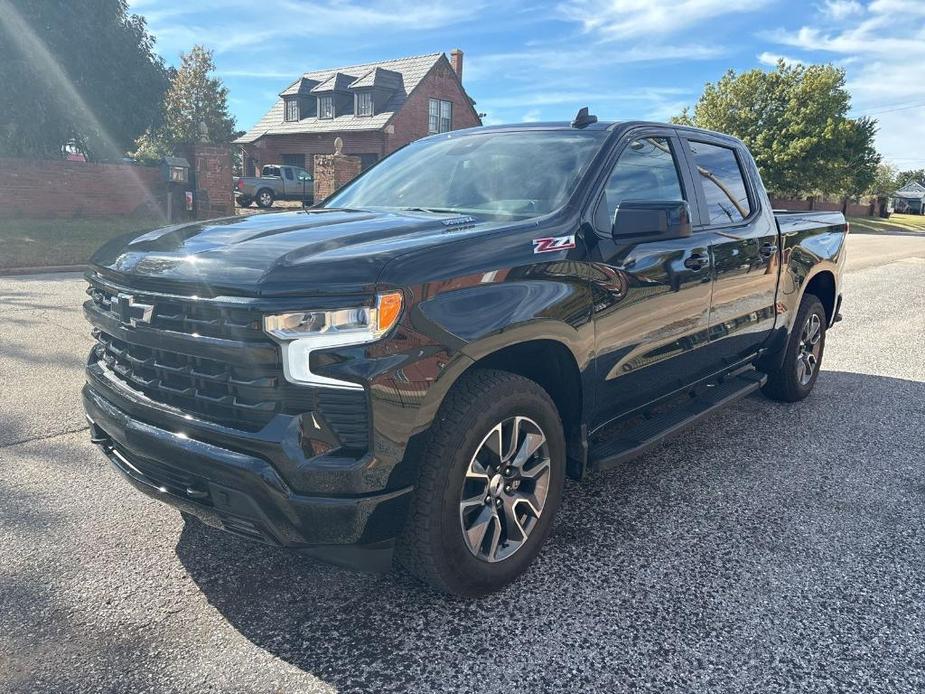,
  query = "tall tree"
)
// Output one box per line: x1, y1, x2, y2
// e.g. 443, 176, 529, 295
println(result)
867, 163, 901, 197
134, 46, 238, 161
674, 60, 880, 199
896, 168, 925, 186
0, 0, 170, 160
